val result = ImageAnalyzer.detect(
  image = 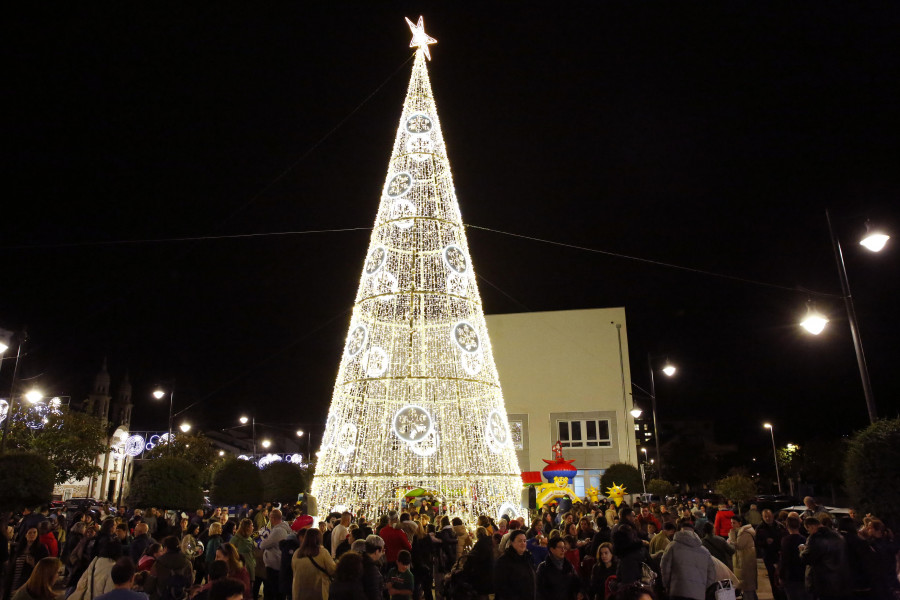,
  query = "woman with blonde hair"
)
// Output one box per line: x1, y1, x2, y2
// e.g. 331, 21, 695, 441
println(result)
291, 528, 335, 600
11, 557, 60, 600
